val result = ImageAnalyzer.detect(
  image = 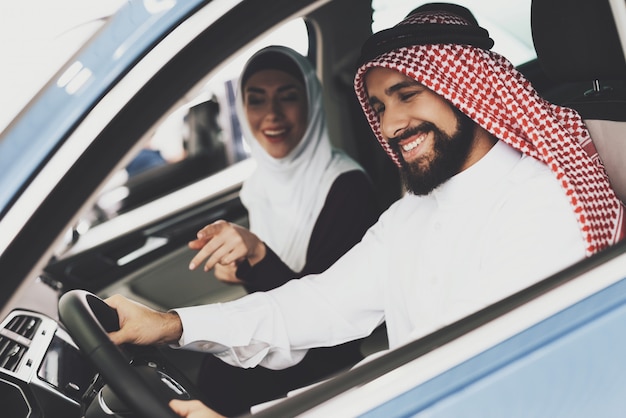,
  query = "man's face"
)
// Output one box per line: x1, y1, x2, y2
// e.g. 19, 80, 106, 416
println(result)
364, 67, 477, 195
